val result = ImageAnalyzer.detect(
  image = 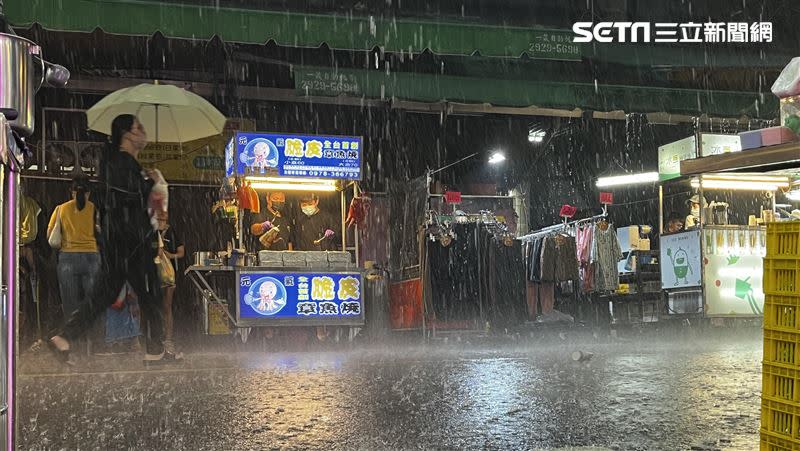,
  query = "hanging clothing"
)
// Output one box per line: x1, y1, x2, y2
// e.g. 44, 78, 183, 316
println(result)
248, 185, 260, 214
554, 234, 579, 282
478, 227, 526, 327
237, 185, 252, 211
527, 237, 544, 282
576, 225, 595, 292
21, 195, 41, 246
526, 281, 555, 317
539, 236, 558, 282
591, 225, 623, 291
427, 223, 481, 322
